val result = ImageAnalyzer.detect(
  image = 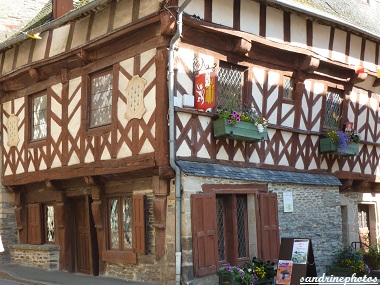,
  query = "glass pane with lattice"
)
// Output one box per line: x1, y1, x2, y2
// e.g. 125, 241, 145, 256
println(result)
323, 91, 341, 129
216, 67, 242, 110
91, 73, 113, 126
123, 197, 133, 248
32, 95, 47, 140
236, 196, 247, 258
216, 197, 225, 261
283, 77, 293, 99
46, 206, 54, 242
109, 199, 119, 249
